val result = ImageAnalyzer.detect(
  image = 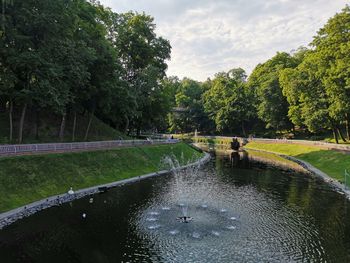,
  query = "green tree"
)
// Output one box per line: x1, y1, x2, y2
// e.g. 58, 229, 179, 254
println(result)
248, 52, 298, 132
203, 68, 254, 135
280, 51, 340, 143
311, 5, 350, 140
110, 12, 171, 134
